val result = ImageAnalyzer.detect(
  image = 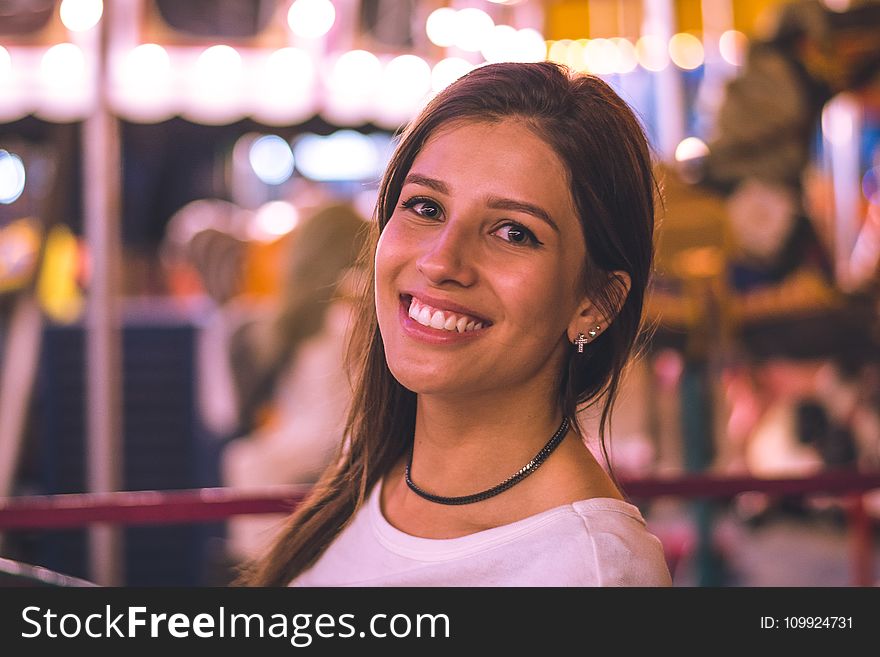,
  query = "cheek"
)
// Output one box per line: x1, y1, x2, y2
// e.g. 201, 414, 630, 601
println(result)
501, 263, 577, 334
